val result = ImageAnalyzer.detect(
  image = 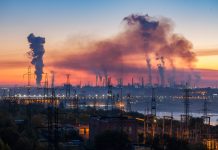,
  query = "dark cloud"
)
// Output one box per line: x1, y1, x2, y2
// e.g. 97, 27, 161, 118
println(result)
52, 14, 197, 83
27, 33, 45, 86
